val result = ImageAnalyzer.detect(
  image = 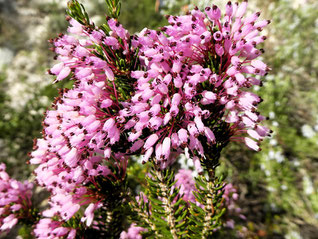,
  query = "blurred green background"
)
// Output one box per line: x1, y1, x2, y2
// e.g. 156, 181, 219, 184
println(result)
0, 0, 317, 238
